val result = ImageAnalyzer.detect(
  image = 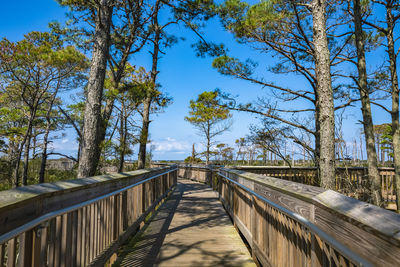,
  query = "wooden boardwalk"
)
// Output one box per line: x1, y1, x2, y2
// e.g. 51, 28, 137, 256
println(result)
114, 179, 256, 267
